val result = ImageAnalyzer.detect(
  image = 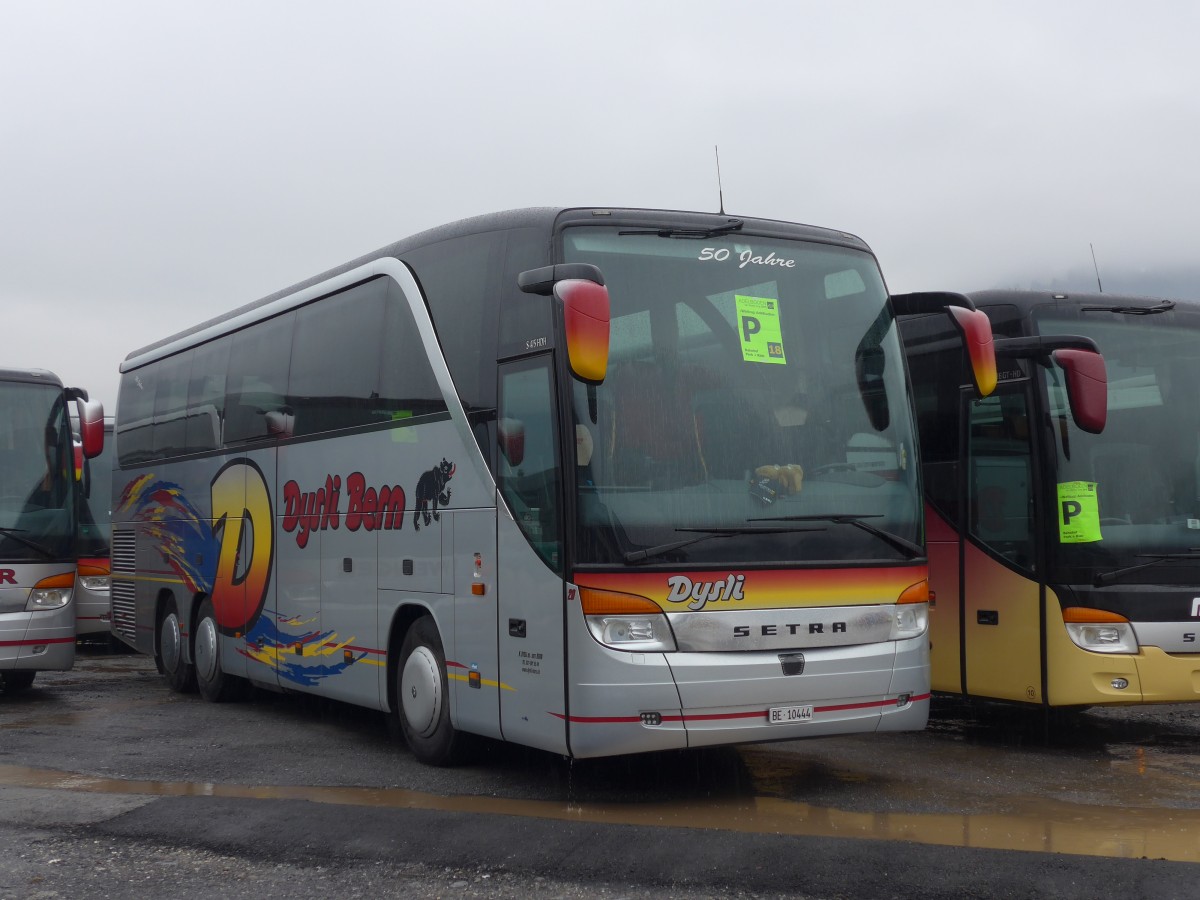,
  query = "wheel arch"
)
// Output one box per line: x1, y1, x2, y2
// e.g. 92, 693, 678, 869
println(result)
385, 601, 440, 715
